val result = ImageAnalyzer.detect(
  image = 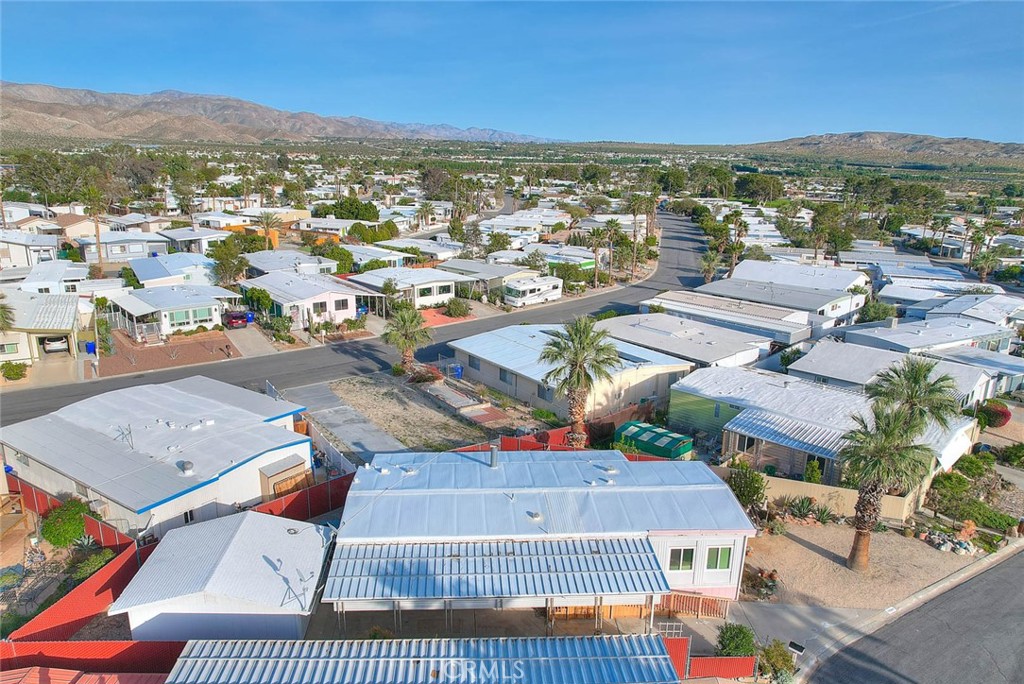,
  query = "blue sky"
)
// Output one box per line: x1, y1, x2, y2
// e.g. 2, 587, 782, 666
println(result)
2, 2, 1022, 143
